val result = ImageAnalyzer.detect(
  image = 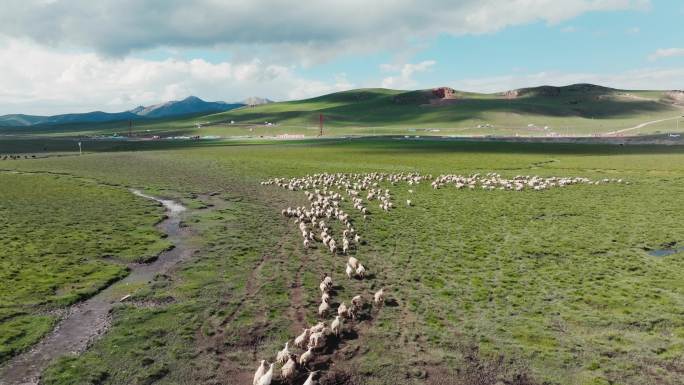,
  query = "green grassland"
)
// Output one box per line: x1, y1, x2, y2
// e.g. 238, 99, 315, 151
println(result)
0, 173, 171, 363
2, 85, 682, 139
1, 138, 684, 384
